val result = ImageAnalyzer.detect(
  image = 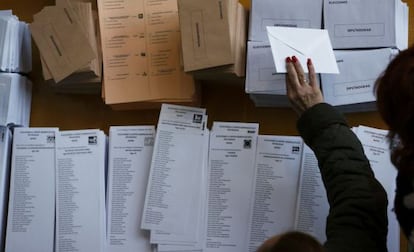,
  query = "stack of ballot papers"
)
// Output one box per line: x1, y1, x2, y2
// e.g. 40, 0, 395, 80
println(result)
324, 0, 408, 50
30, 0, 102, 94
0, 103, 401, 251
55, 129, 107, 252
353, 126, 399, 252
321, 48, 398, 113
245, 41, 289, 107
141, 104, 209, 251
248, 0, 323, 42
178, 0, 247, 79
106, 126, 155, 252
97, 0, 198, 110
0, 10, 31, 73
205, 121, 259, 252
245, 0, 324, 107
5, 128, 108, 252
0, 126, 11, 251
5, 128, 58, 252
0, 73, 32, 127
